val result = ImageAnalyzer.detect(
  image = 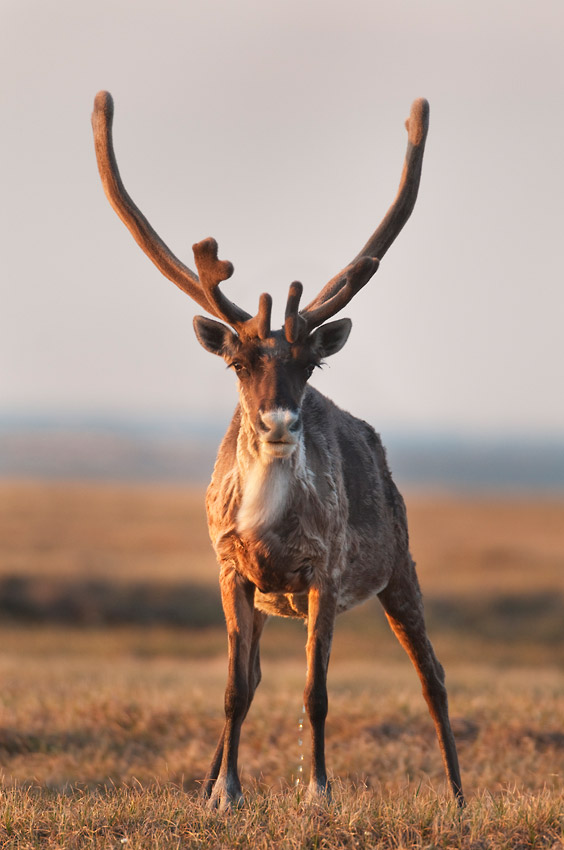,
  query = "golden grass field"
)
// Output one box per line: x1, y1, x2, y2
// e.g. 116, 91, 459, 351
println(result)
0, 480, 562, 848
